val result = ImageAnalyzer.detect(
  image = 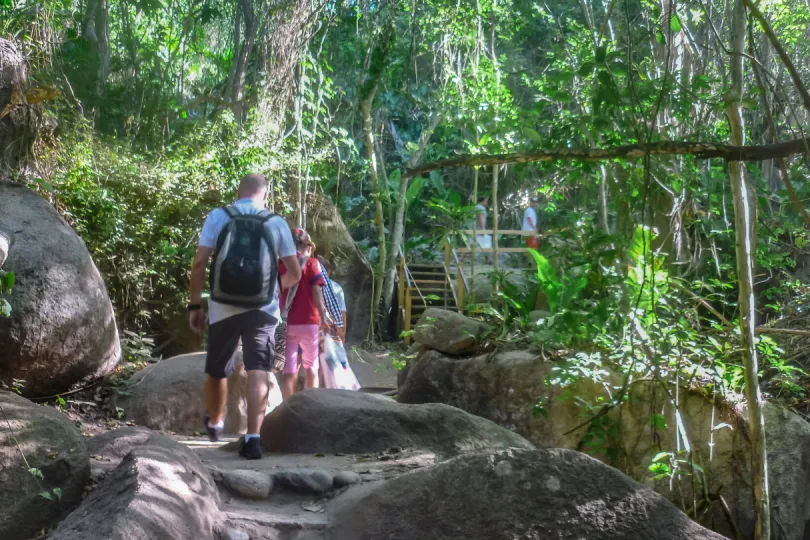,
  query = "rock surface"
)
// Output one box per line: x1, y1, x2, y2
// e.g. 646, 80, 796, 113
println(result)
0, 391, 89, 540
222, 469, 273, 500
306, 193, 374, 343
333, 471, 361, 488
328, 448, 726, 540
260, 389, 533, 458
51, 430, 219, 540
398, 349, 587, 448
117, 351, 281, 435
0, 183, 120, 397
400, 348, 810, 540
274, 469, 334, 494
413, 308, 492, 355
